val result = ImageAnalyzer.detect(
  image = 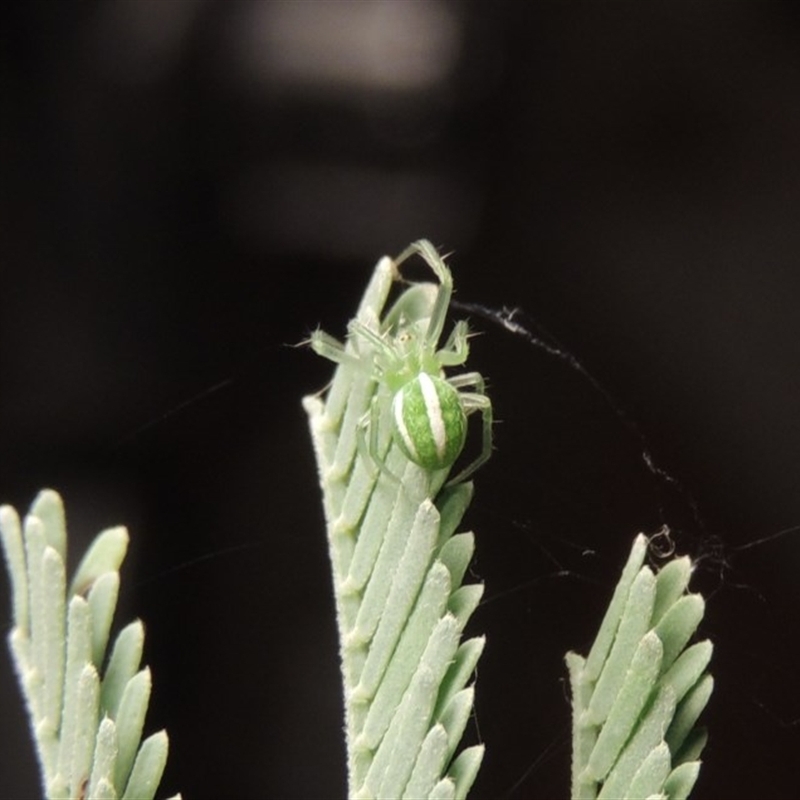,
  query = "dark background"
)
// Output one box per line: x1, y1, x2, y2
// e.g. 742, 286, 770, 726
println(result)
2, 2, 799, 798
